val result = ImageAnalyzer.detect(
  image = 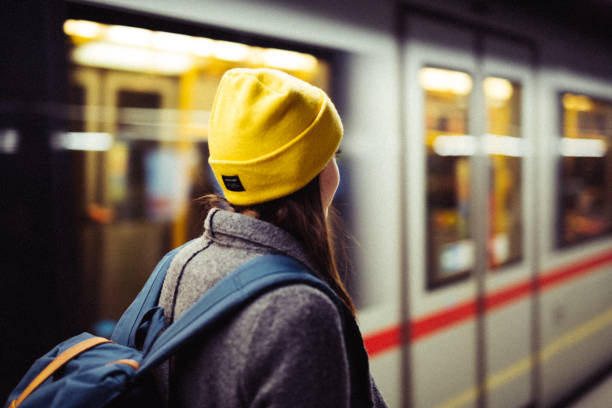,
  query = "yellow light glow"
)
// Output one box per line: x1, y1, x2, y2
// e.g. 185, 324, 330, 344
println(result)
213, 41, 250, 61
420, 67, 472, 95
72, 42, 194, 74
484, 77, 513, 101
65, 20, 322, 75
562, 94, 594, 111
105, 25, 152, 47
63, 19, 102, 39
152, 32, 194, 53
191, 38, 216, 57
261, 48, 317, 71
